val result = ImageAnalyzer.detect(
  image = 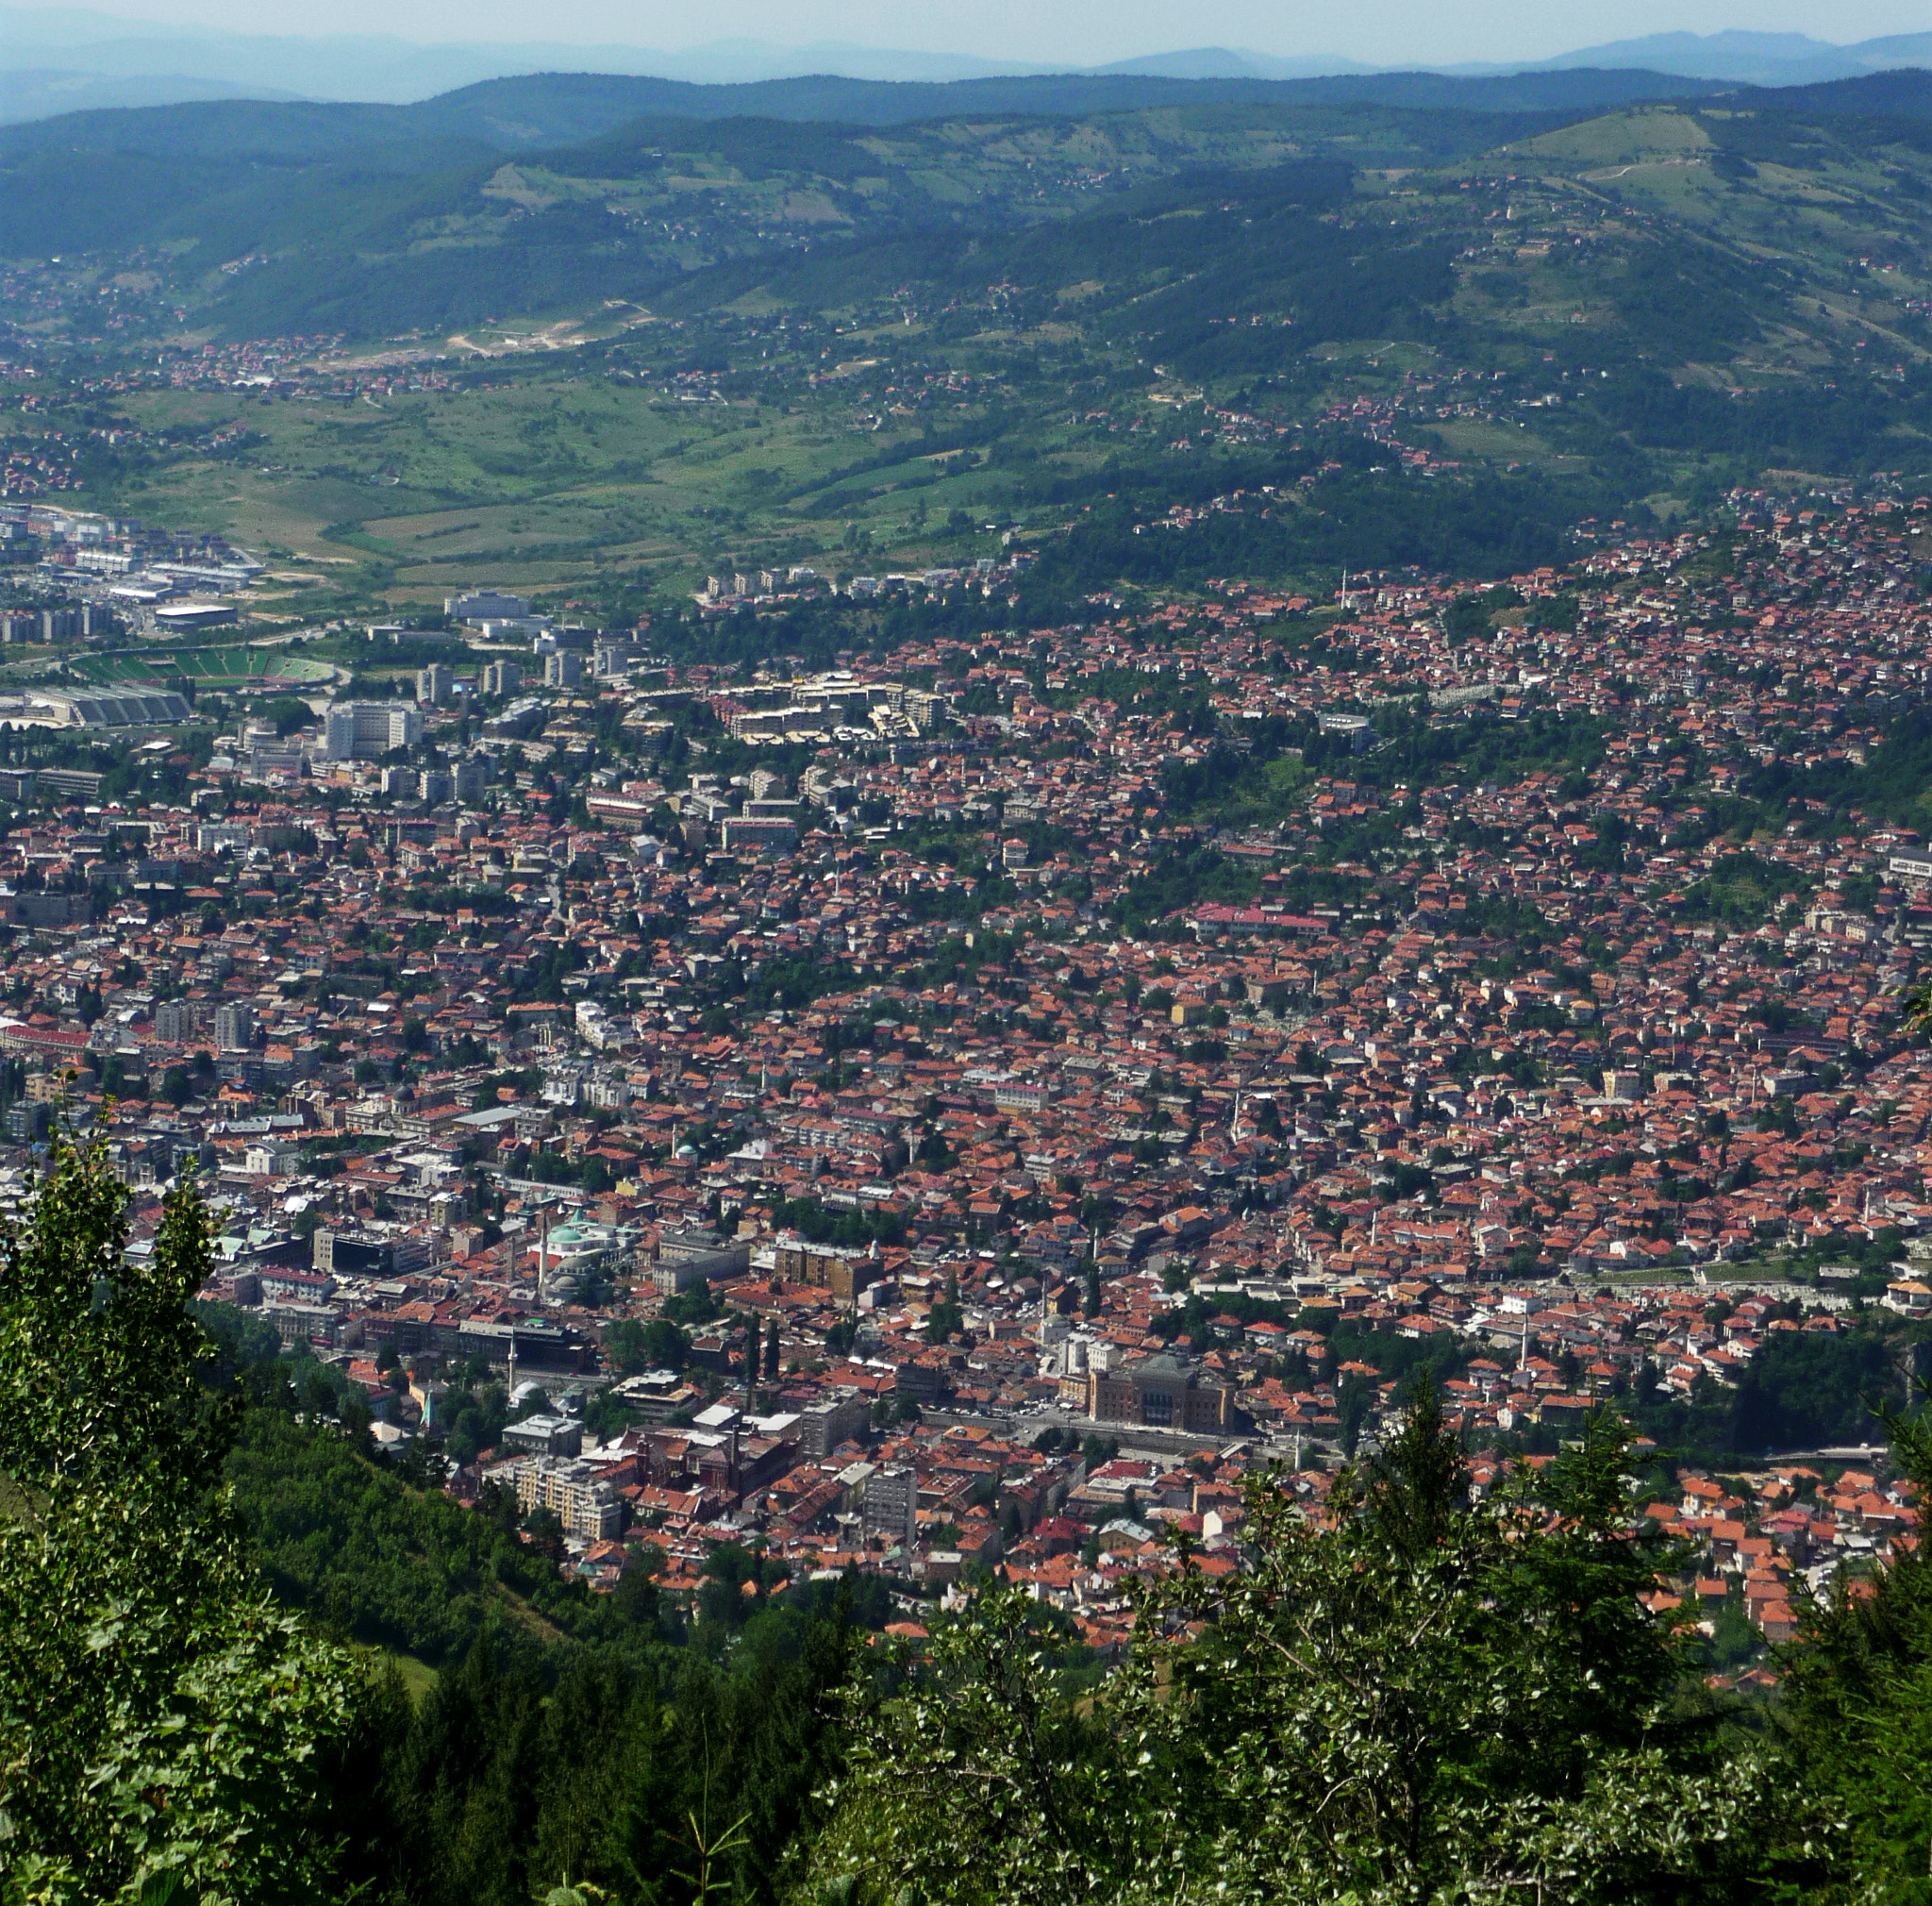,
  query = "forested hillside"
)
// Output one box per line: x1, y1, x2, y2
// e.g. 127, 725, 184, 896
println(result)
4, 70, 1927, 350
